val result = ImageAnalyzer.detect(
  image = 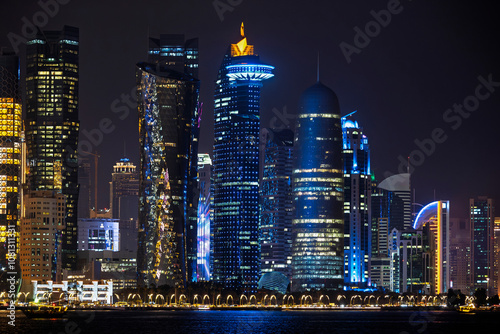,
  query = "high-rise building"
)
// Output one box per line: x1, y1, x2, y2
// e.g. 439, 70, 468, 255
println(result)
0, 49, 22, 273
377, 173, 412, 232
260, 128, 294, 283
470, 197, 495, 295
449, 218, 471, 294
197, 153, 212, 281
25, 26, 80, 270
20, 191, 65, 291
412, 200, 450, 294
136, 34, 200, 288
291, 80, 344, 292
211, 23, 274, 292
495, 217, 500, 296
109, 158, 139, 221
342, 115, 371, 287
